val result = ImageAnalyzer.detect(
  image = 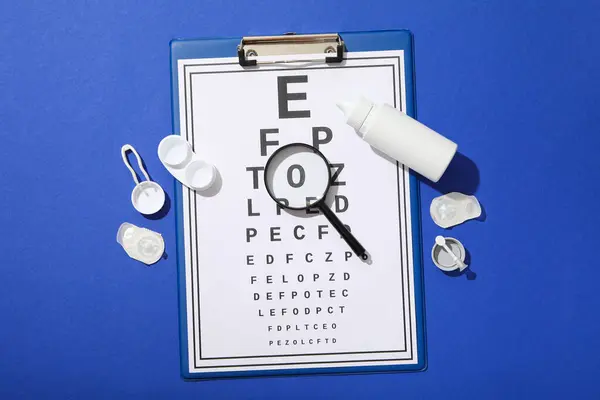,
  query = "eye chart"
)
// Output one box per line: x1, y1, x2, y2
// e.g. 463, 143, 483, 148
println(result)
173, 49, 425, 378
